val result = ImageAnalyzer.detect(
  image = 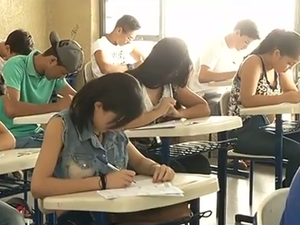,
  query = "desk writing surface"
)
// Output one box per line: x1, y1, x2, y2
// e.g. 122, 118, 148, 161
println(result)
0, 148, 40, 175
42, 173, 219, 213
13, 112, 57, 125
240, 103, 300, 115
125, 116, 242, 138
